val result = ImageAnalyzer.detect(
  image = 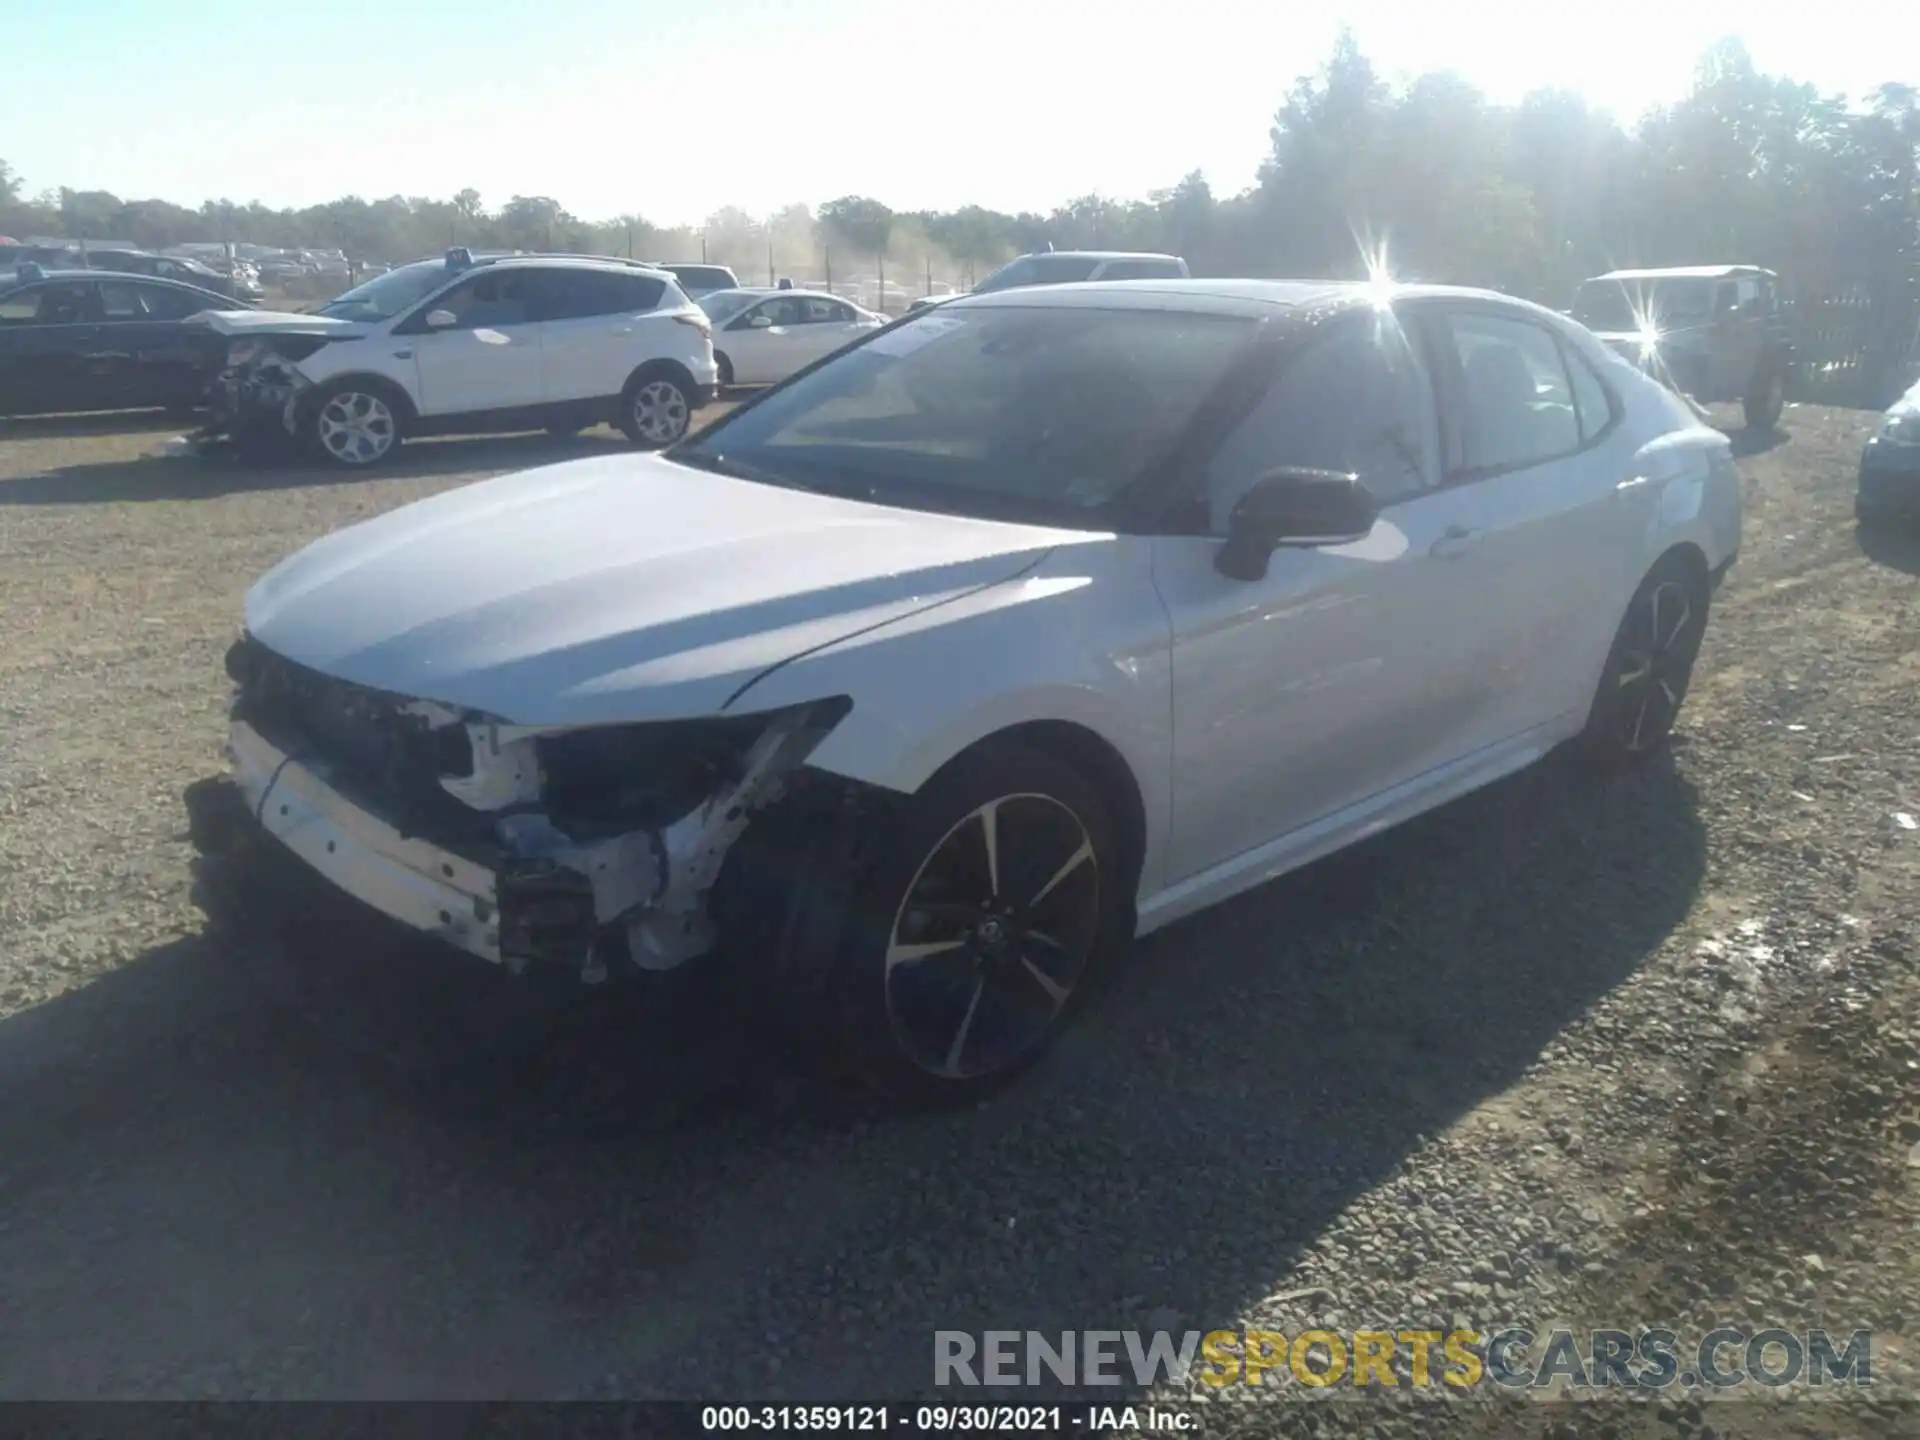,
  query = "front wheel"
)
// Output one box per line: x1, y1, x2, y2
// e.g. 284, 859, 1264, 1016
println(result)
825, 744, 1127, 1105
1578, 555, 1710, 768
306, 382, 403, 468
618, 373, 693, 449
